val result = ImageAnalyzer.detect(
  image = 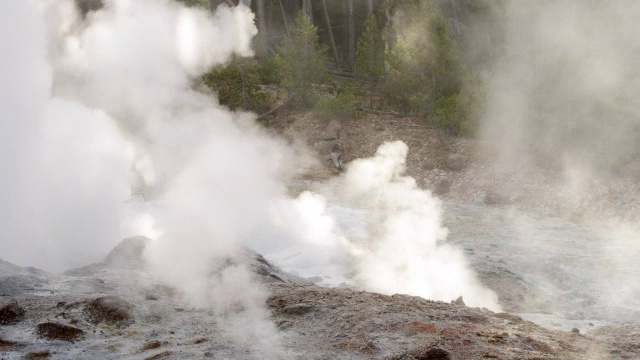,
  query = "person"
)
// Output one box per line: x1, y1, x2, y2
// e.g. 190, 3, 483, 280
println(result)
329, 144, 343, 172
